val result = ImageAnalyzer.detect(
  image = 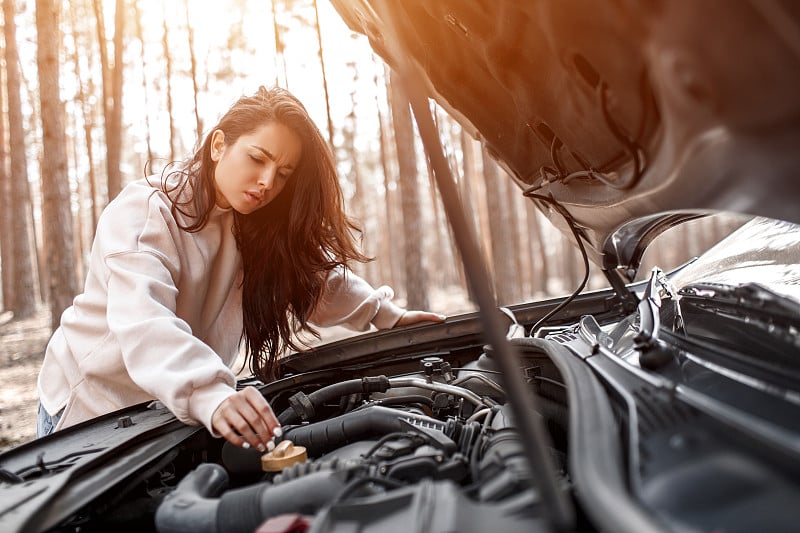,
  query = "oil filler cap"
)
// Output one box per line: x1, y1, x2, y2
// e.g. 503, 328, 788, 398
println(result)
261, 440, 308, 472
